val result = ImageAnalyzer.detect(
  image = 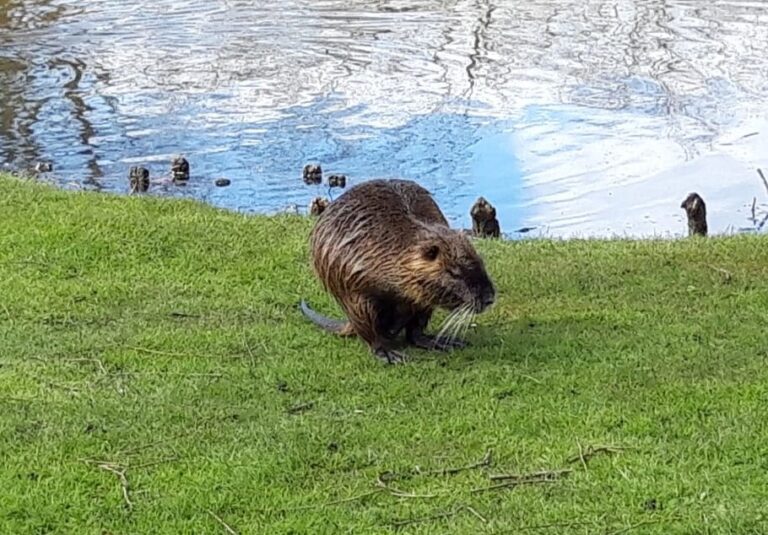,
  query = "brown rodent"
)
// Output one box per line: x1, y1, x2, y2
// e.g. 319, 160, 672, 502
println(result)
470, 196, 501, 238
300, 179, 496, 364
680, 192, 707, 237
